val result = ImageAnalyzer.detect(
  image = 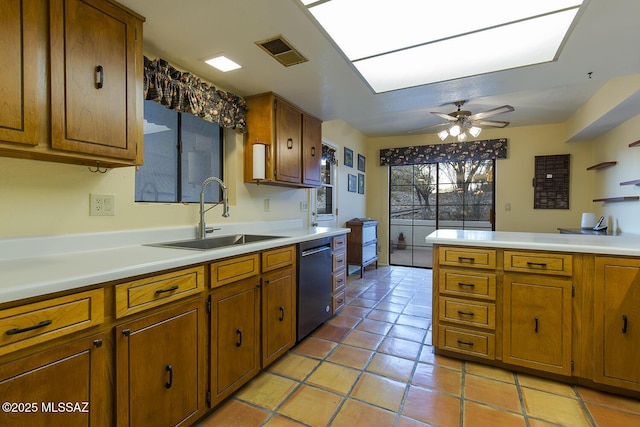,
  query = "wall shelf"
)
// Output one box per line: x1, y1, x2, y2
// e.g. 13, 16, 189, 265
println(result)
620, 179, 640, 186
586, 161, 617, 170
593, 196, 640, 203
629, 140, 640, 148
